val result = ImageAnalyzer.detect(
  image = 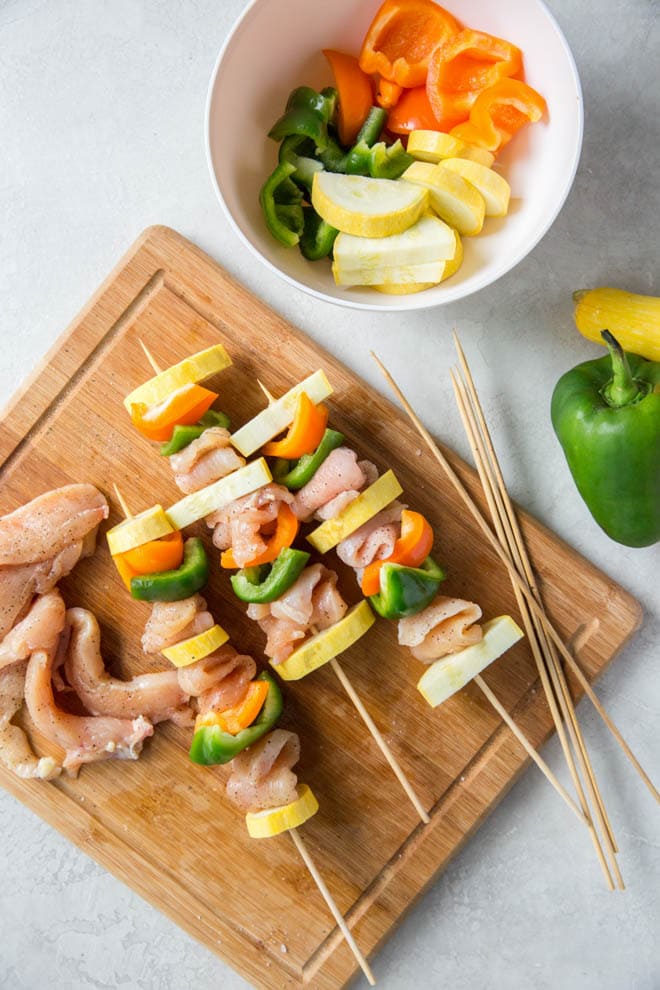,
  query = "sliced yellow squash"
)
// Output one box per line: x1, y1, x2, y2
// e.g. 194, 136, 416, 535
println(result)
245, 783, 319, 838
312, 172, 427, 238
273, 601, 375, 681
407, 130, 495, 168
442, 232, 464, 281
373, 281, 437, 295
166, 458, 272, 529
333, 214, 457, 271
123, 345, 232, 413
161, 624, 229, 668
333, 259, 446, 288
417, 615, 524, 708
401, 163, 485, 236
439, 159, 510, 217
307, 470, 403, 553
106, 505, 174, 555
231, 371, 332, 457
